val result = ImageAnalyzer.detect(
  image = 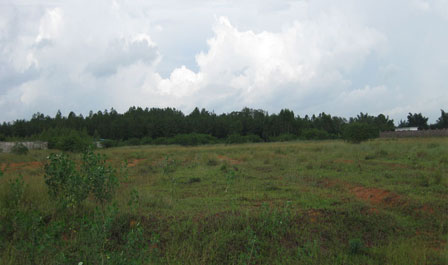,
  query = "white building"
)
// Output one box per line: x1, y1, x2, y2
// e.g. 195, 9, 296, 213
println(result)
395, 127, 418, 132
